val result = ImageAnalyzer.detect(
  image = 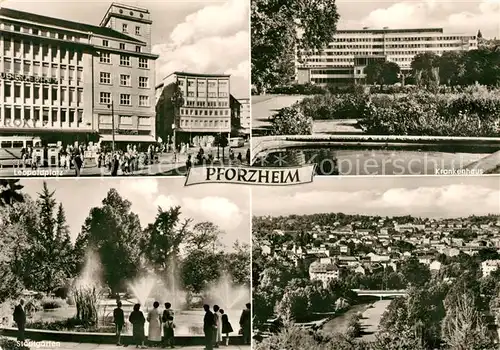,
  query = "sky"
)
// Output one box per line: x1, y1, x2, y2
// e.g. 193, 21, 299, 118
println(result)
252, 176, 500, 219
0, 0, 249, 98
20, 177, 251, 248
336, 0, 500, 38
